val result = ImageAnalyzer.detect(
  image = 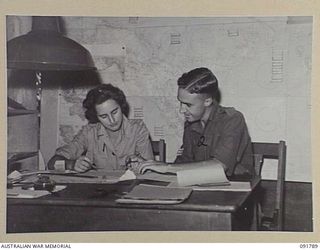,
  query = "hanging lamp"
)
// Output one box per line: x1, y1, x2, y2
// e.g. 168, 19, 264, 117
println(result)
7, 16, 96, 71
